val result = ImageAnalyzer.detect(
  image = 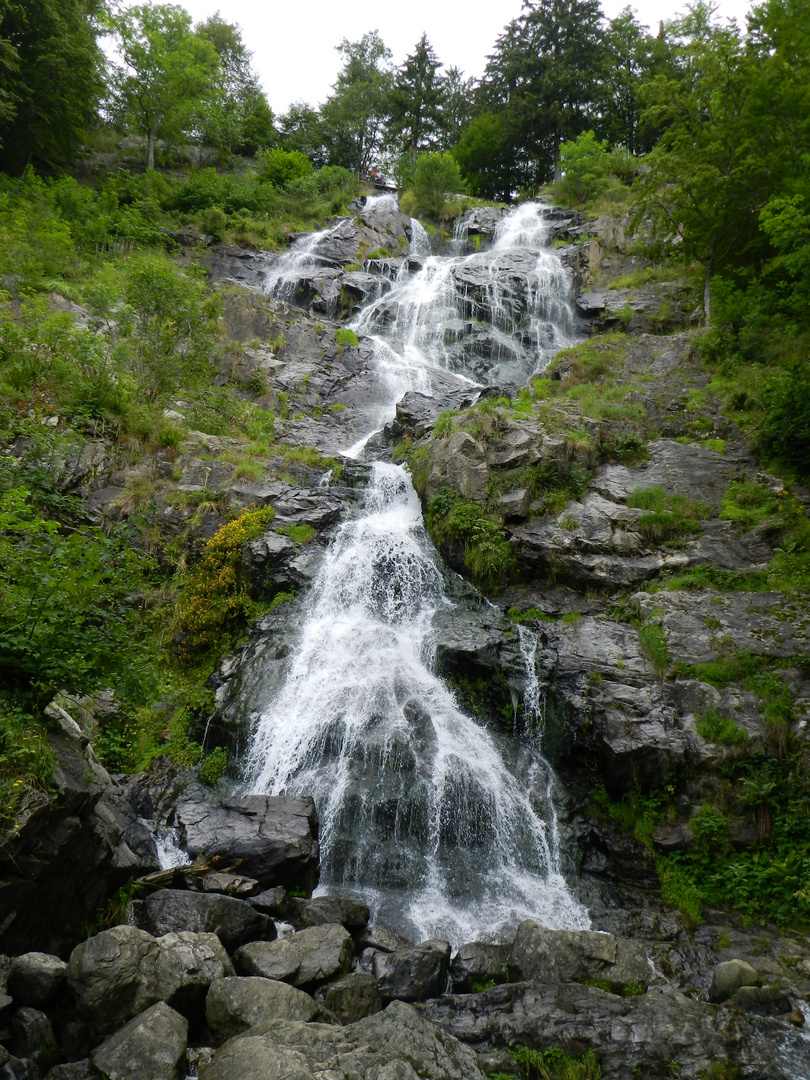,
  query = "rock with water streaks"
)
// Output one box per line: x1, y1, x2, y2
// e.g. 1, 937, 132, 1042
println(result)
172, 795, 319, 891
